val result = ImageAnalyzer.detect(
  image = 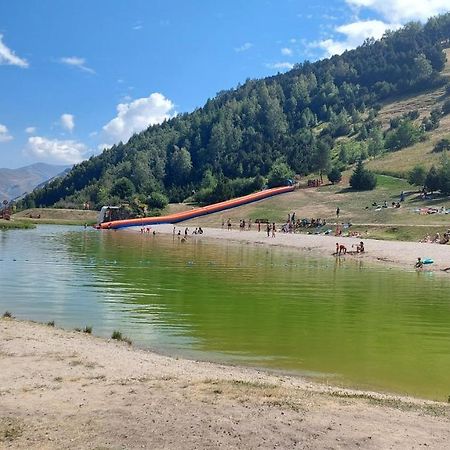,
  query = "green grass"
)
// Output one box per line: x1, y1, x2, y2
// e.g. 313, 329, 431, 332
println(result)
350, 225, 448, 242
0, 220, 35, 230
111, 330, 132, 345
179, 172, 450, 241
